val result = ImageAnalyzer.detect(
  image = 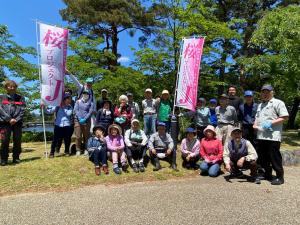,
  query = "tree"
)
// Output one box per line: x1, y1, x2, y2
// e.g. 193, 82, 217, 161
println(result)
247, 5, 300, 128
60, 0, 157, 68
